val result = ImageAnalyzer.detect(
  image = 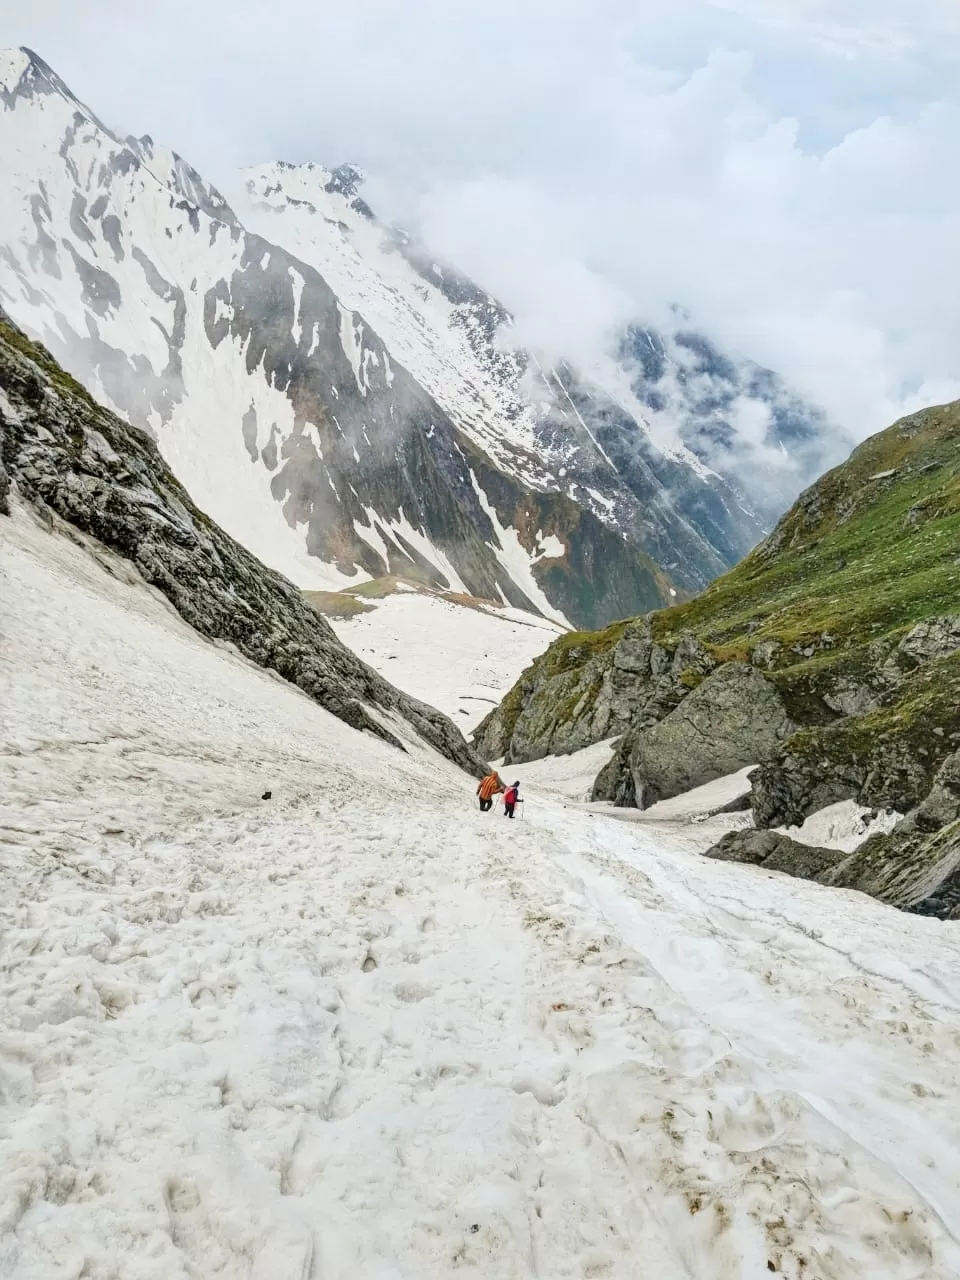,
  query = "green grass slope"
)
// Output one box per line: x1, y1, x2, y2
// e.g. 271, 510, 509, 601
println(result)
480, 400, 960, 816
